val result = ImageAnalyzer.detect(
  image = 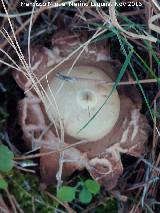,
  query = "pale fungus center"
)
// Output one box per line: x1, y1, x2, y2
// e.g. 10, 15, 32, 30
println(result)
44, 65, 120, 141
